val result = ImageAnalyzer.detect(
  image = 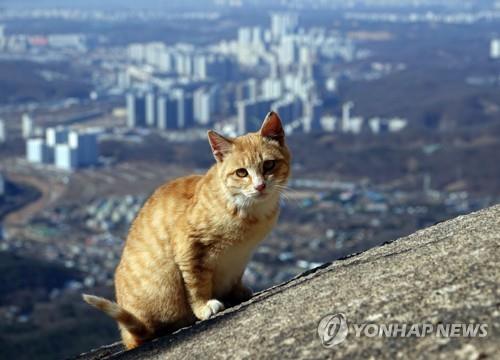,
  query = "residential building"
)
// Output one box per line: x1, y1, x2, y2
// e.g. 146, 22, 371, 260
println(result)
22, 114, 35, 139
0, 119, 5, 143
126, 92, 147, 128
